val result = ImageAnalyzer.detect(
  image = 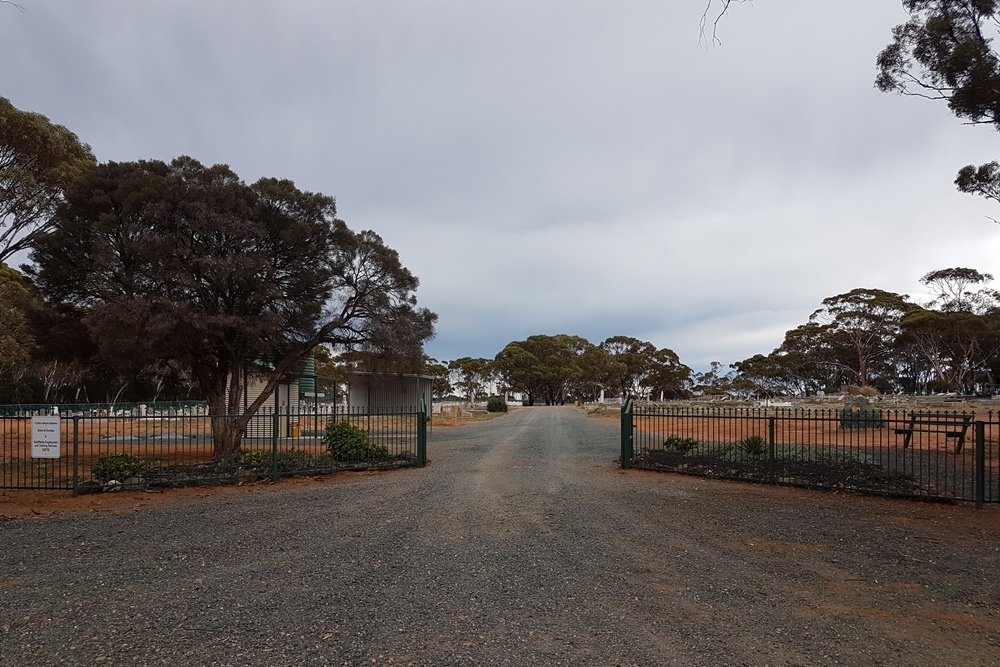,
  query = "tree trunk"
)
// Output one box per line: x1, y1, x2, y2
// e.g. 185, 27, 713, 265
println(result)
206, 377, 249, 459
210, 414, 246, 459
